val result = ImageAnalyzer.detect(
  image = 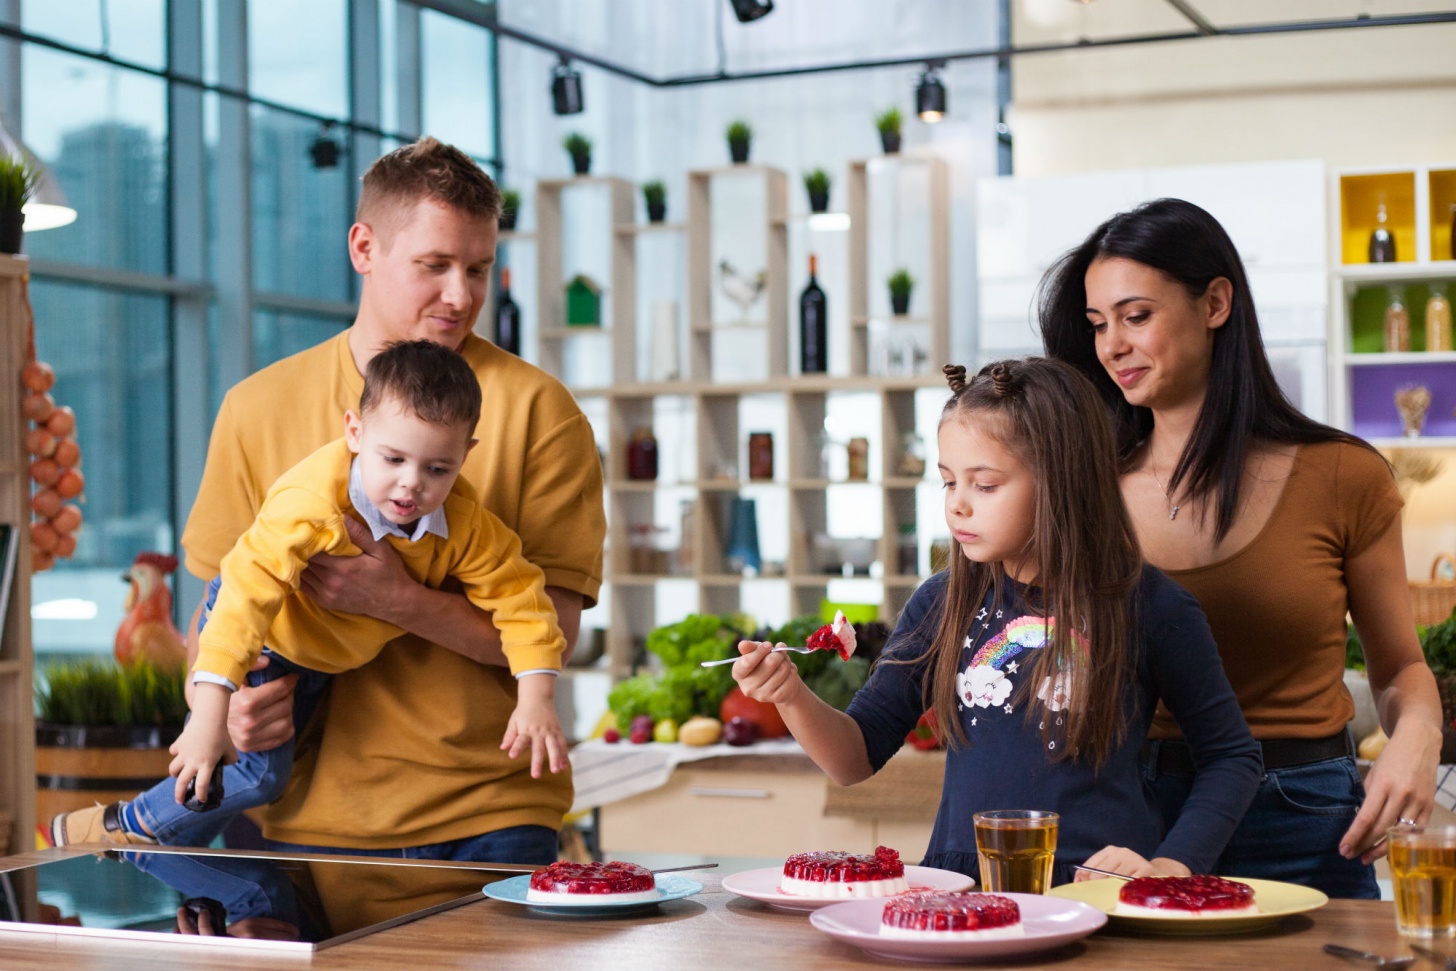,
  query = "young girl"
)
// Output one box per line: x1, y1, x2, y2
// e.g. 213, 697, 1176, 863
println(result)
732, 357, 1261, 885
